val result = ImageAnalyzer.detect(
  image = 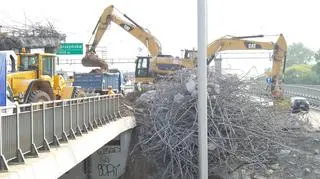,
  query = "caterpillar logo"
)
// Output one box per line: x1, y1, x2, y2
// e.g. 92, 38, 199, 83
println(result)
244, 42, 262, 49
120, 23, 133, 32
248, 43, 256, 49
